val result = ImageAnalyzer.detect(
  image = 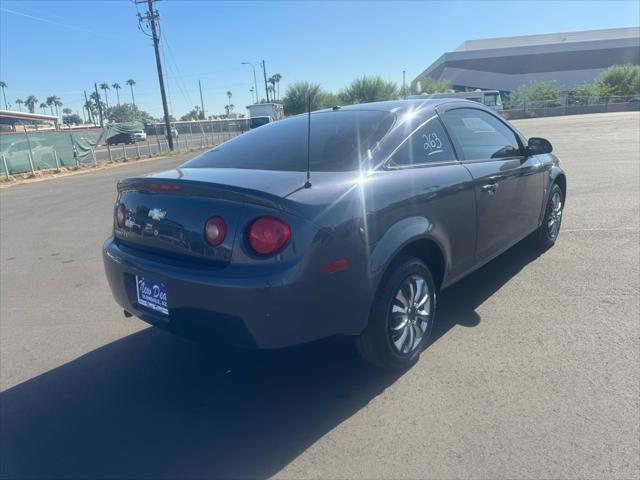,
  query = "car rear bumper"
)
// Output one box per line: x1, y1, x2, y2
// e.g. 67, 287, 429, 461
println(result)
103, 237, 369, 349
